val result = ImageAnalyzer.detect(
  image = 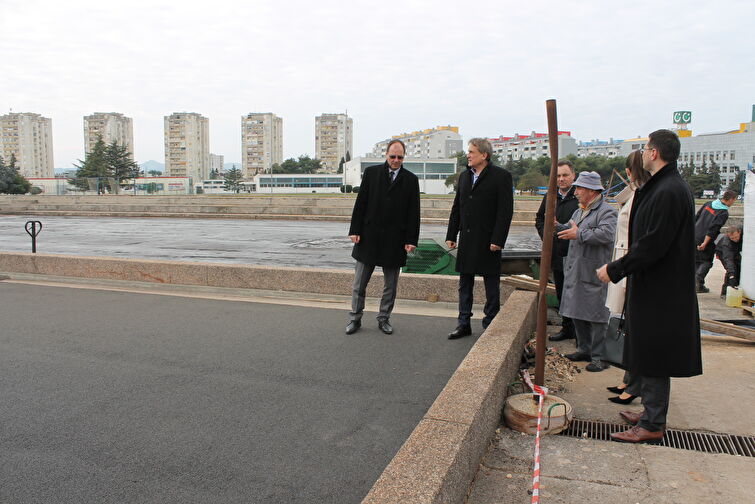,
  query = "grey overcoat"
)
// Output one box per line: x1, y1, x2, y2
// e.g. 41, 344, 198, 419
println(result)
558, 197, 618, 323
